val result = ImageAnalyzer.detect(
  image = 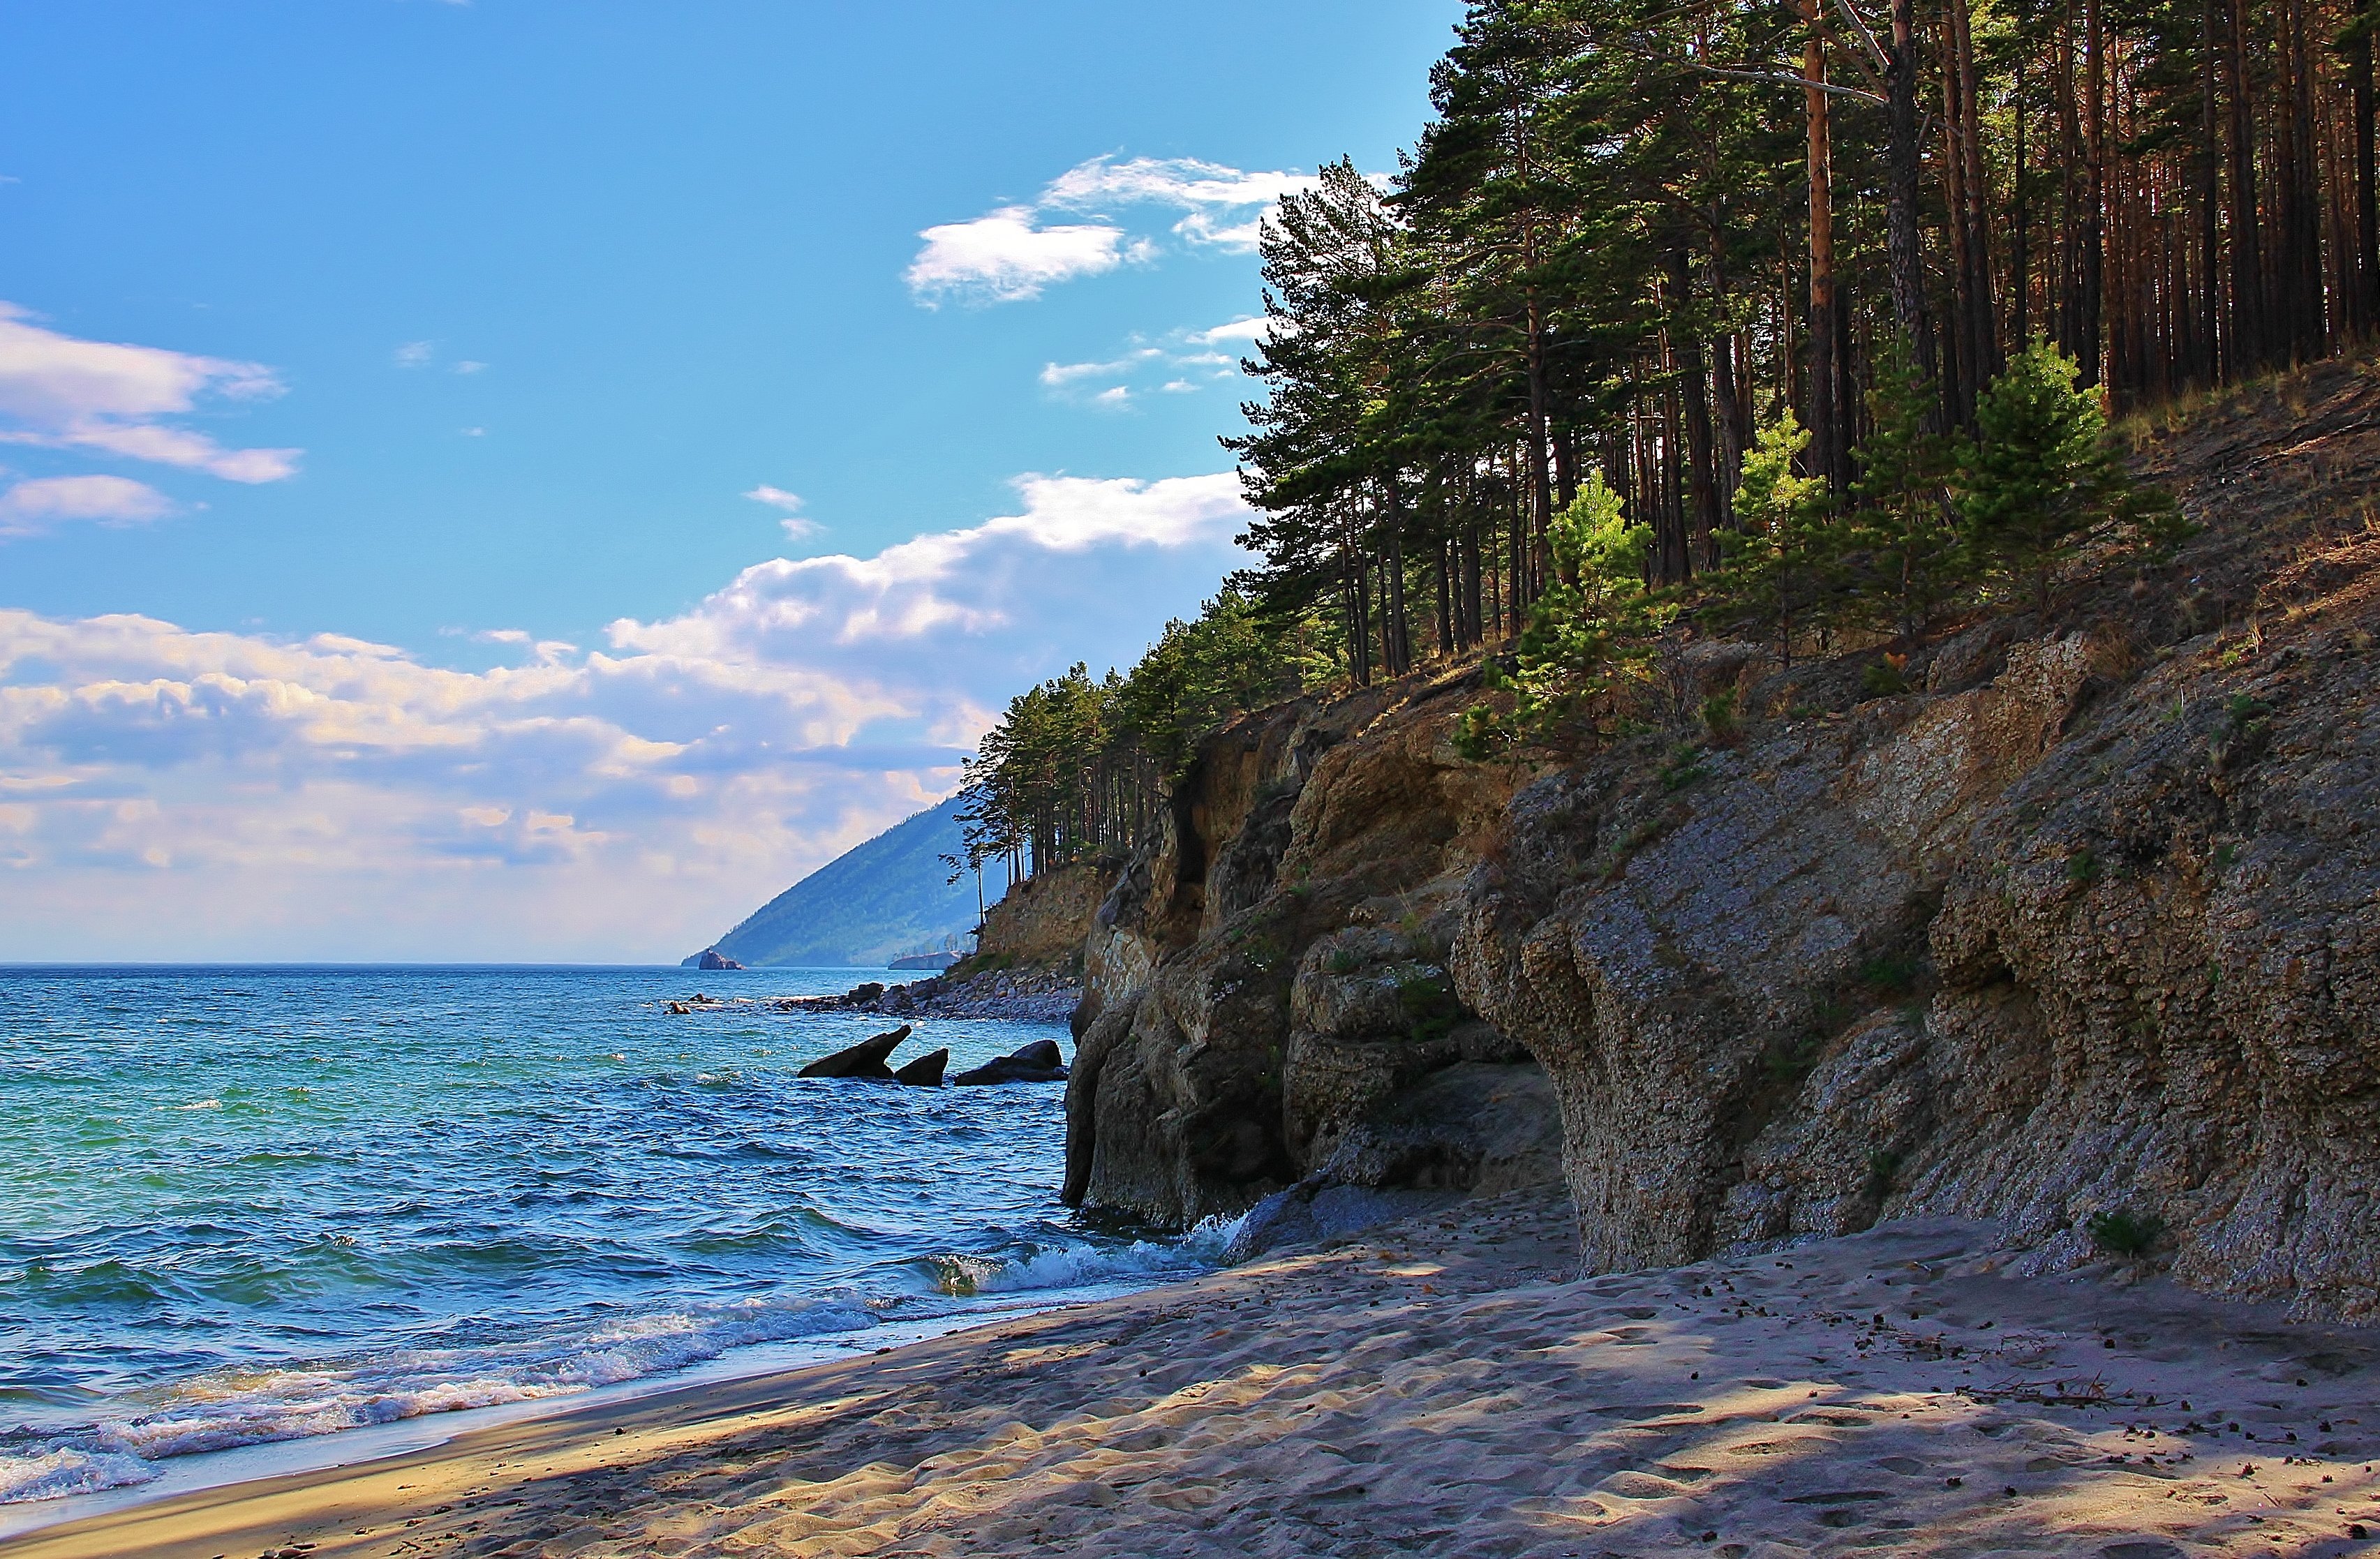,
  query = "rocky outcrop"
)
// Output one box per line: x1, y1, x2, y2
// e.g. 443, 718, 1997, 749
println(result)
1451, 359, 2380, 1321
951, 1038, 1068, 1086
791, 966, 1078, 1023
976, 860, 1109, 967
1063, 672, 1559, 1226
1062, 359, 2380, 1320
797, 1026, 912, 1079
891, 1047, 949, 1087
